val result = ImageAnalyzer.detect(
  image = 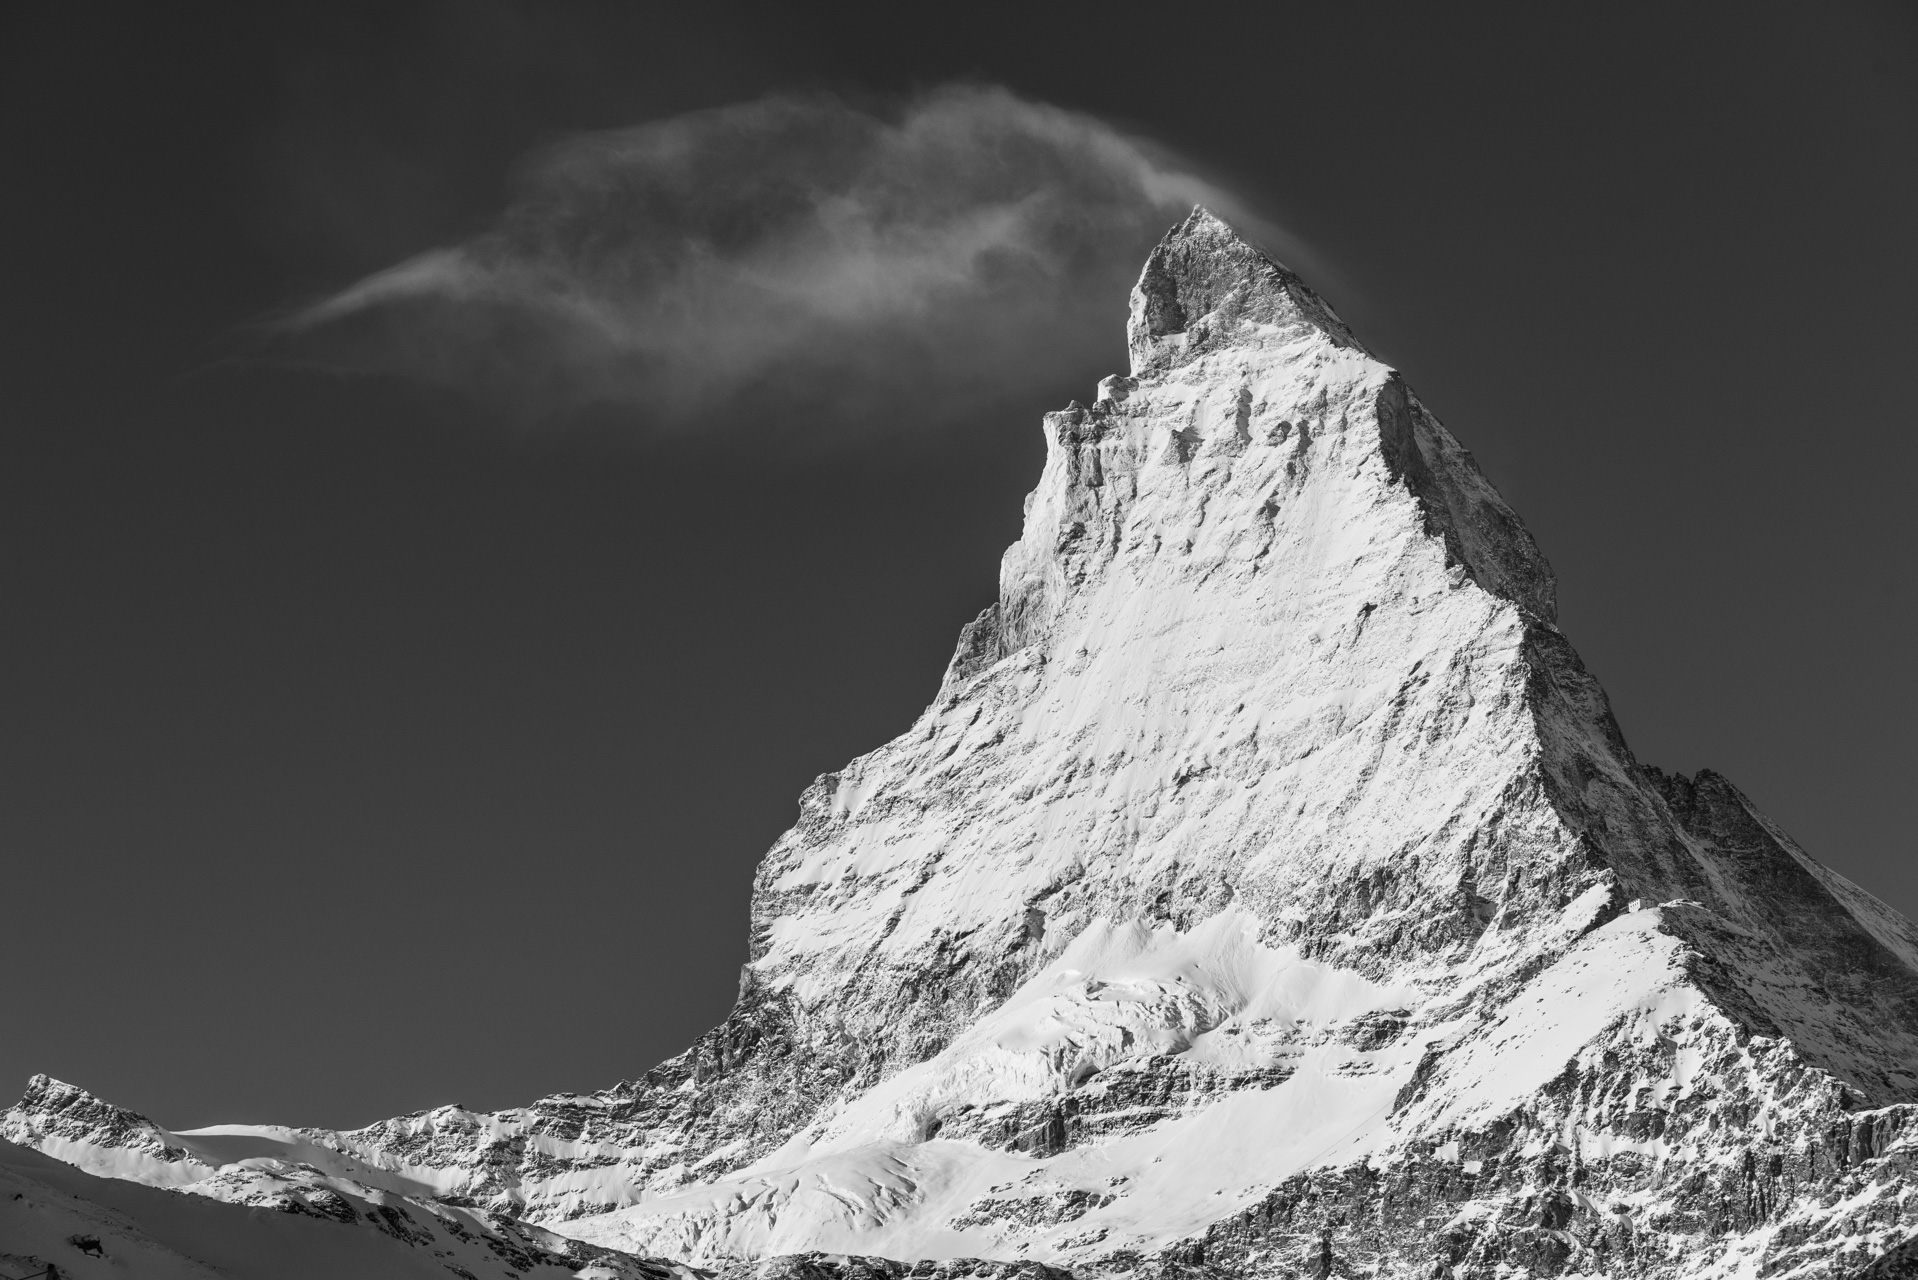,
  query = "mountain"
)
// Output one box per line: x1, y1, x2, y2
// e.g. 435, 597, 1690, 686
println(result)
11, 208, 1918, 1280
